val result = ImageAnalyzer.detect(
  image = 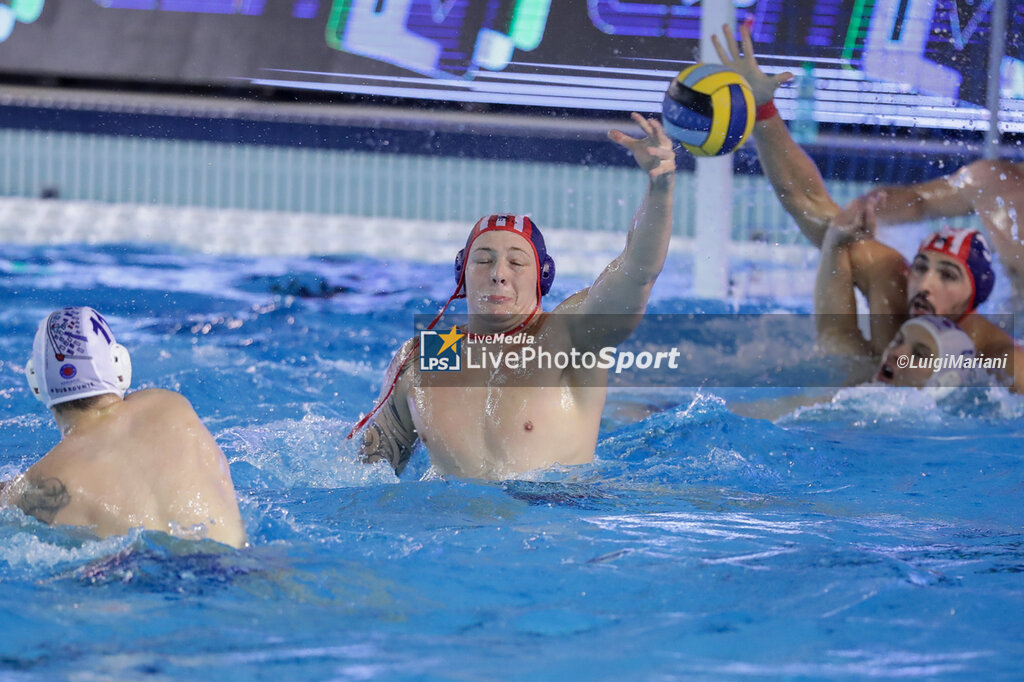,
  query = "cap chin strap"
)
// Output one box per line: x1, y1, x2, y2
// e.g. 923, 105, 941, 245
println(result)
345, 342, 418, 440
428, 260, 544, 333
